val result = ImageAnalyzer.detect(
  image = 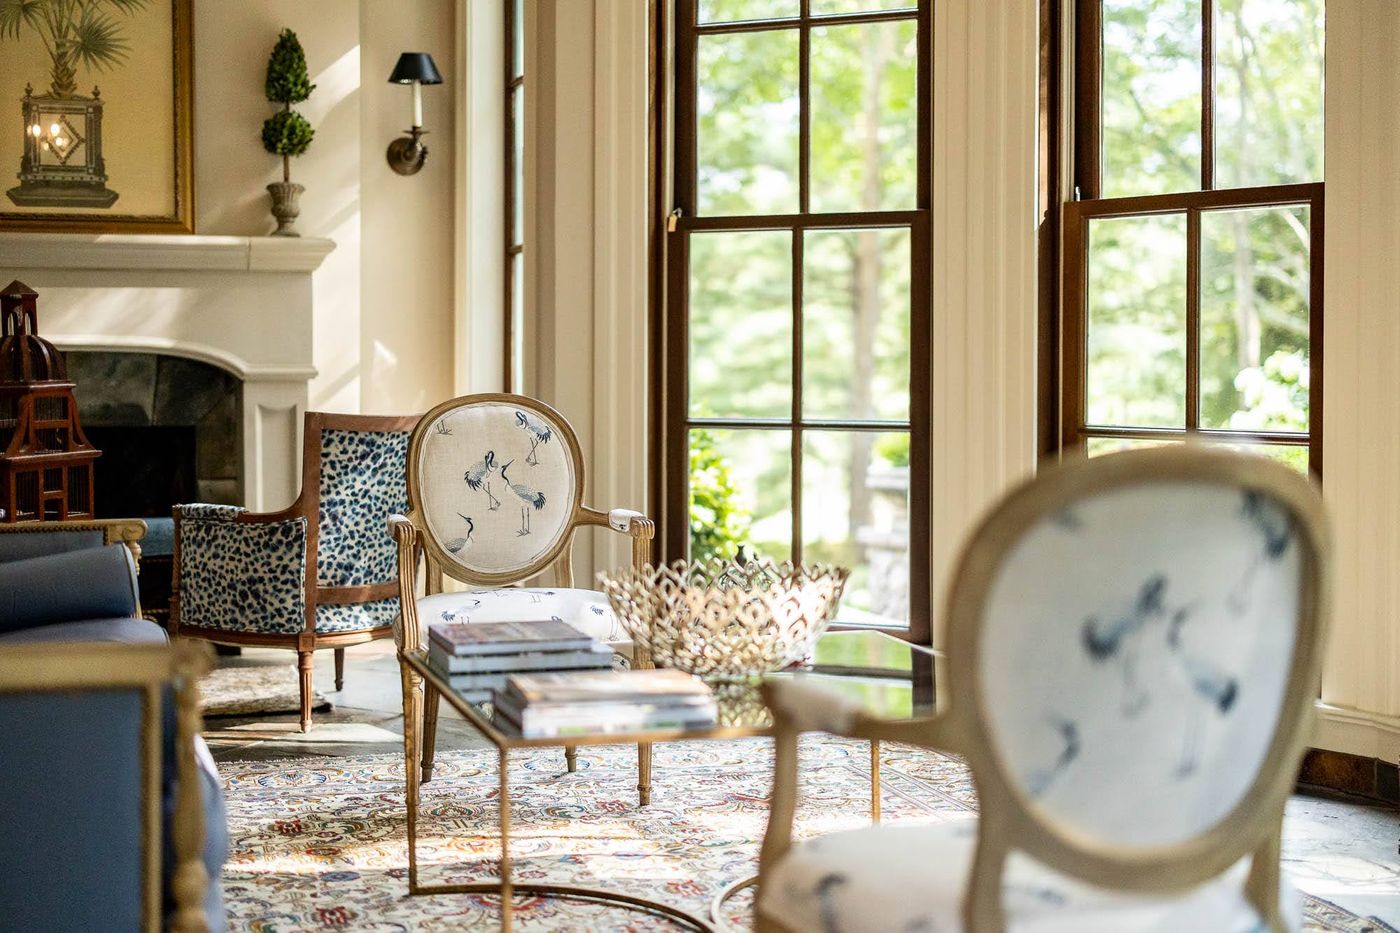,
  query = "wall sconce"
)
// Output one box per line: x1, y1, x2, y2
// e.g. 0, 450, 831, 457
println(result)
386, 52, 443, 176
